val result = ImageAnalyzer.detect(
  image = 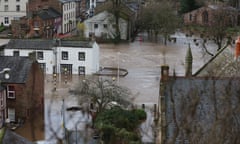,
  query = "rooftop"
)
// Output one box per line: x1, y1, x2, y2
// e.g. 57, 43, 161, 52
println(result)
0, 56, 33, 84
